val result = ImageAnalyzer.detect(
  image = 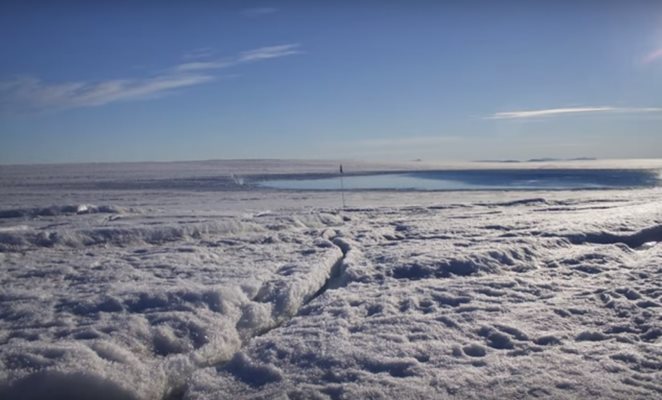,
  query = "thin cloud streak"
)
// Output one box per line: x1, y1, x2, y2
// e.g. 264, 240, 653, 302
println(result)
0, 44, 300, 114
174, 44, 301, 72
174, 60, 233, 72
237, 44, 301, 62
642, 48, 662, 64
0, 74, 214, 114
489, 106, 662, 119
